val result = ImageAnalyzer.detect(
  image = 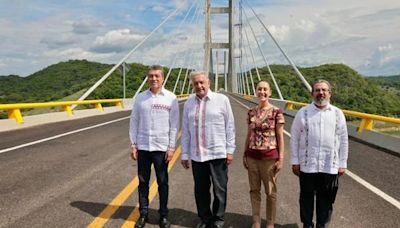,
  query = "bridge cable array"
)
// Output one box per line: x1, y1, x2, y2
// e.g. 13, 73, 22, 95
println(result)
243, 0, 312, 93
